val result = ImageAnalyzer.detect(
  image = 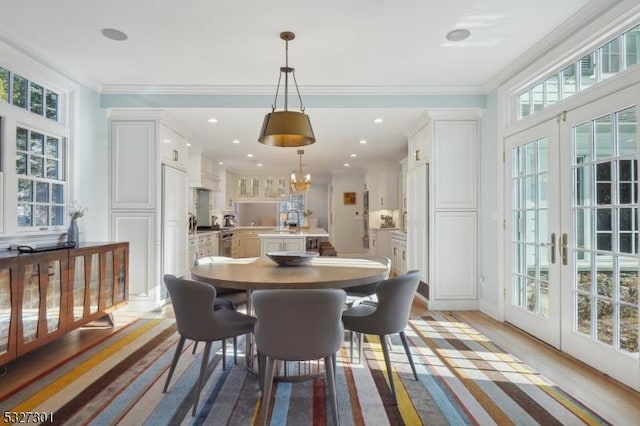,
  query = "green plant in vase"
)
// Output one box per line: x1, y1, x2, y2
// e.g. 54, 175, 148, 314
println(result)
302, 209, 313, 228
